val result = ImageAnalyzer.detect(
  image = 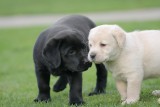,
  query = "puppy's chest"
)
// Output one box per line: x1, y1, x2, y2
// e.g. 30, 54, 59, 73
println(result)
106, 62, 128, 81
